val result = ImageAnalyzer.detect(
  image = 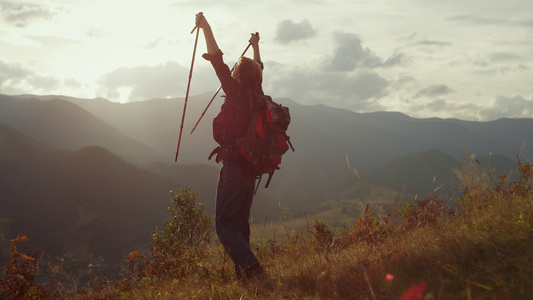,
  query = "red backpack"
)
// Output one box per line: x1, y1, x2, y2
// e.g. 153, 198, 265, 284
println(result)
236, 91, 294, 188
